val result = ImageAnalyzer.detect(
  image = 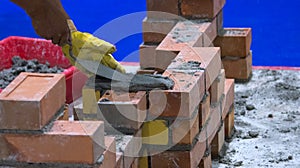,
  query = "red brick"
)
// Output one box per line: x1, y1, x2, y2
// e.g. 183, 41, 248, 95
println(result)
216, 10, 224, 34
222, 51, 252, 80
146, 0, 179, 19
0, 135, 10, 159
199, 153, 212, 168
139, 43, 157, 69
115, 152, 123, 168
113, 129, 142, 168
200, 18, 217, 47
222, 79, 235, 119
171, 111, 199, 144
176, 47, 222, 90
151, 131, 207, 168
130, 158, 139, 168
0, 72, 65, 130
199, 93, 211, 128
181, 0, 226, 19
3, 121, 105, 164
149, 70, 205, 117
209, 69, 225, 104
225, 107, 235, 139
155, 20, 217, 71
124, 129, 142, 168
98, 91, 147, 132
211, 123, 225, 158
99, 136, 117, 168
206, 105, 222, 145
142, 17, 177, 43
149, 46, 221, 117
214, 28, 252, 57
